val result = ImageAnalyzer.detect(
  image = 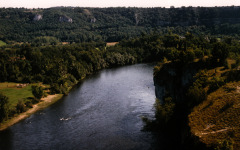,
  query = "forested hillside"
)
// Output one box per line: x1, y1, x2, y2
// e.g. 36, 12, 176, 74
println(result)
1, 6, 240, 43
1, 6, 240, 149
